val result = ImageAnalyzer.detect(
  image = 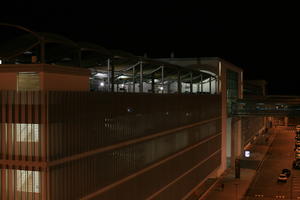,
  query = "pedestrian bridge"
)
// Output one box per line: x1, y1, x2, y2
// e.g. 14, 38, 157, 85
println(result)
231, 96, 300, 116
